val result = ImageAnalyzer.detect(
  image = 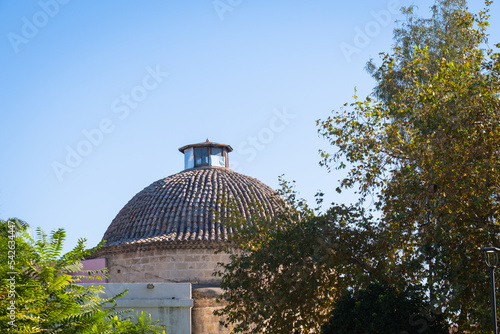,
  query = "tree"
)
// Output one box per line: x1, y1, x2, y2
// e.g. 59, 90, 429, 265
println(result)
0, 218, 165, 333
215, 1, 500, 333
366, 0, 480, 105
317, 0, 500, 331
215, 180, 384, 333
321, 283, 448, 334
